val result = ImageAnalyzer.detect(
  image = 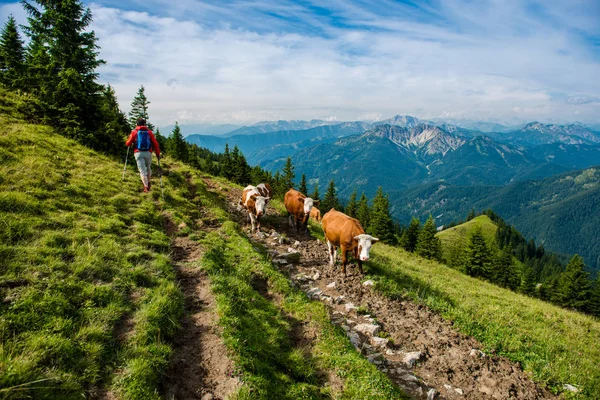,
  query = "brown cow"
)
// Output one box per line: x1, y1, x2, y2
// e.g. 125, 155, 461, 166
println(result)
241, 184, 271, 232
284, 189, 319, 233
309, 207, 322, 223
322, 209, 379, 275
